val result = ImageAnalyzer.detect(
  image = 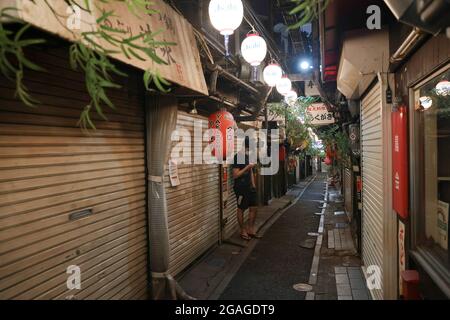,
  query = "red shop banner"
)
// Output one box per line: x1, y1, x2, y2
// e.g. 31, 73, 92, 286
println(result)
392, 105, 409, 219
